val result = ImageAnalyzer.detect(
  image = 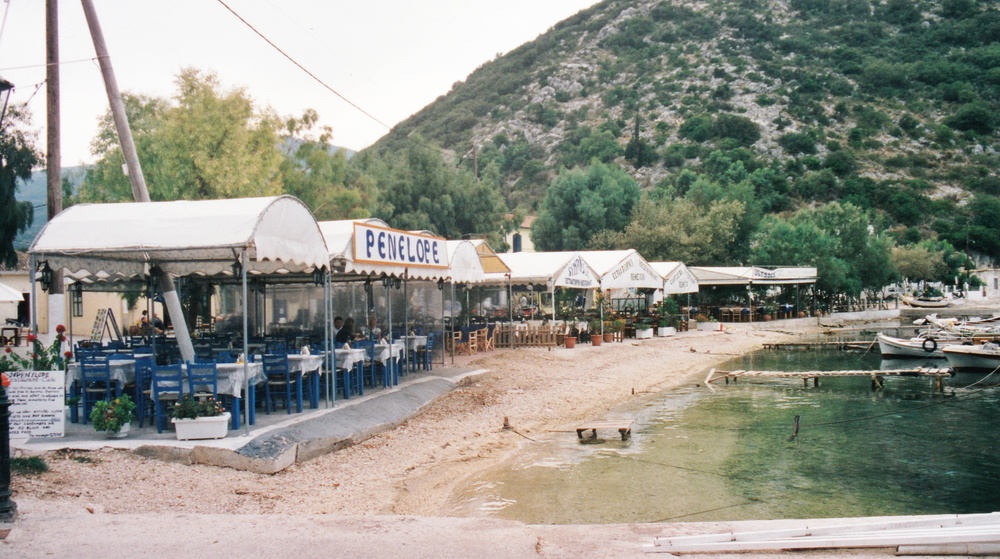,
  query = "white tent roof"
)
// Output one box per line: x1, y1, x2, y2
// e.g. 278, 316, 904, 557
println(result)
485, 252, 601, 289
578, 250, 663, 290
29, 196, 329, 277
0, 282, 23, 303
319, 219, 453, 281
444, 241, 486, 284
690, 266, 817, 285
650, 262, 700, 294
